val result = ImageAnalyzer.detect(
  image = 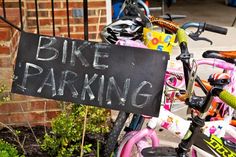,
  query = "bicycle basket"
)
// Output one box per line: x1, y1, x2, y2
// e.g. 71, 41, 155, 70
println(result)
143, 27, 176, 54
